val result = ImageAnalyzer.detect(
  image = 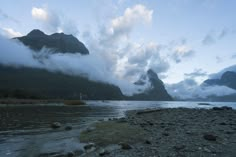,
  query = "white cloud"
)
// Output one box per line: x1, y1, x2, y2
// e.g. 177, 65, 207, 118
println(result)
32, 7, 48, 21
172, 45, 194, 63
166, 78, 236, 99
31, 7, 78, 35
209, 64, 236, 79
110, 4, 153, 34
101, 4, 153, 45
1, 27, 23, 38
